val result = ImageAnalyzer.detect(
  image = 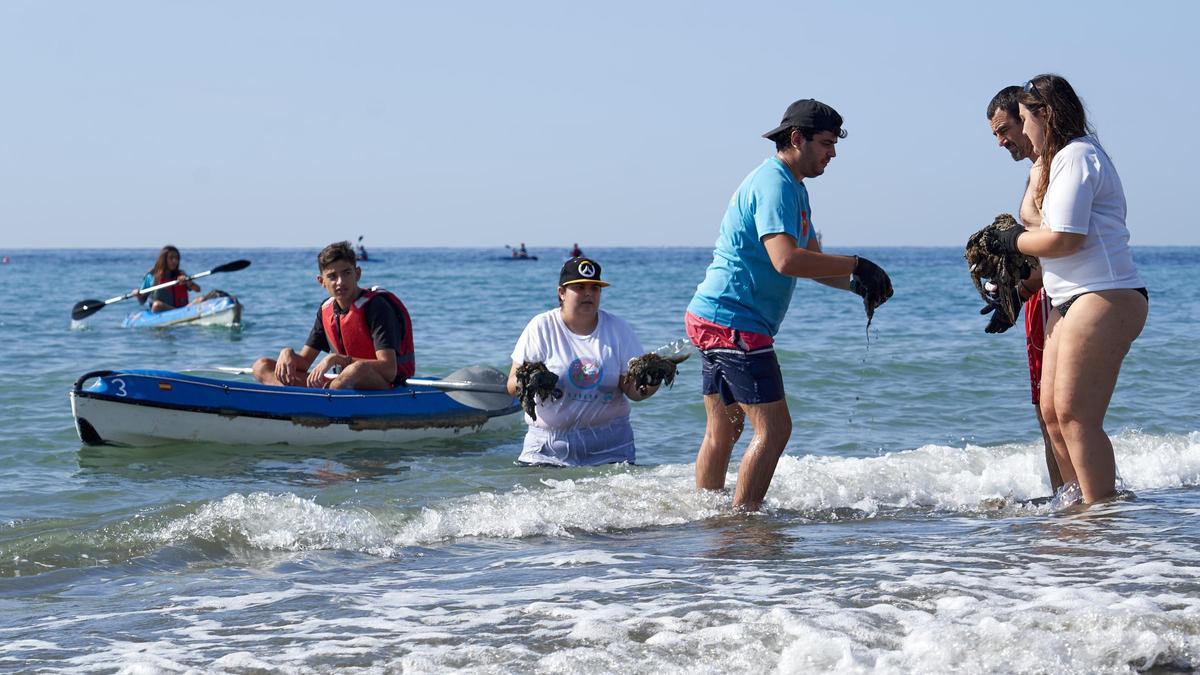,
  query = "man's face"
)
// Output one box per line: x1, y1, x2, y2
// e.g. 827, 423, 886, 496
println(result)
795, 130, 839, 178
317, 260, 361, 307
989, 108, 1033, 161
